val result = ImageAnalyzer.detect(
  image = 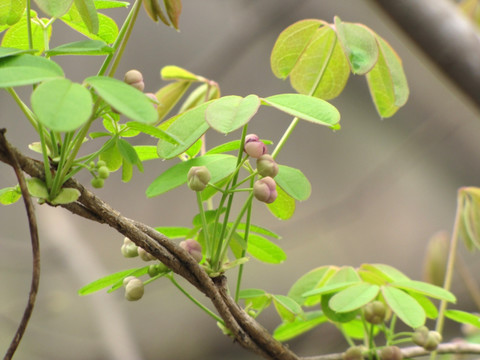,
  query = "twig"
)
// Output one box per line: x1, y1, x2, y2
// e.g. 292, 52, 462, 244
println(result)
0, 129, 40, 360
